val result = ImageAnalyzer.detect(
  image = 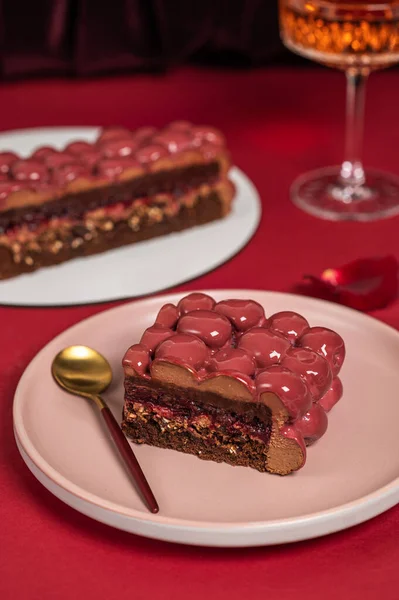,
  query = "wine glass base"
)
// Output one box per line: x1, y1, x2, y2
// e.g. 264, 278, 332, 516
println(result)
291, 166, 399, 222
